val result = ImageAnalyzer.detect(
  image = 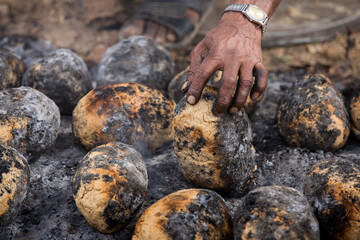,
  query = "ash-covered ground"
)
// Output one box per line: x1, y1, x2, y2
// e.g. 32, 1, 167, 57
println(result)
1, 68, 359, 240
